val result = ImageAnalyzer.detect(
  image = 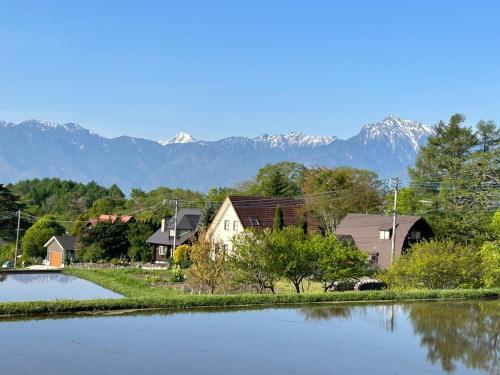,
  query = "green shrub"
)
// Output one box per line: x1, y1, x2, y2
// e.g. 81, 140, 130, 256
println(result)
78, 244, 106, 263
0, 243, 15, 263
480, 241, 500, 287
170, 267, 185, 282
381, 239, 484, 289
173, 244, 190, 266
